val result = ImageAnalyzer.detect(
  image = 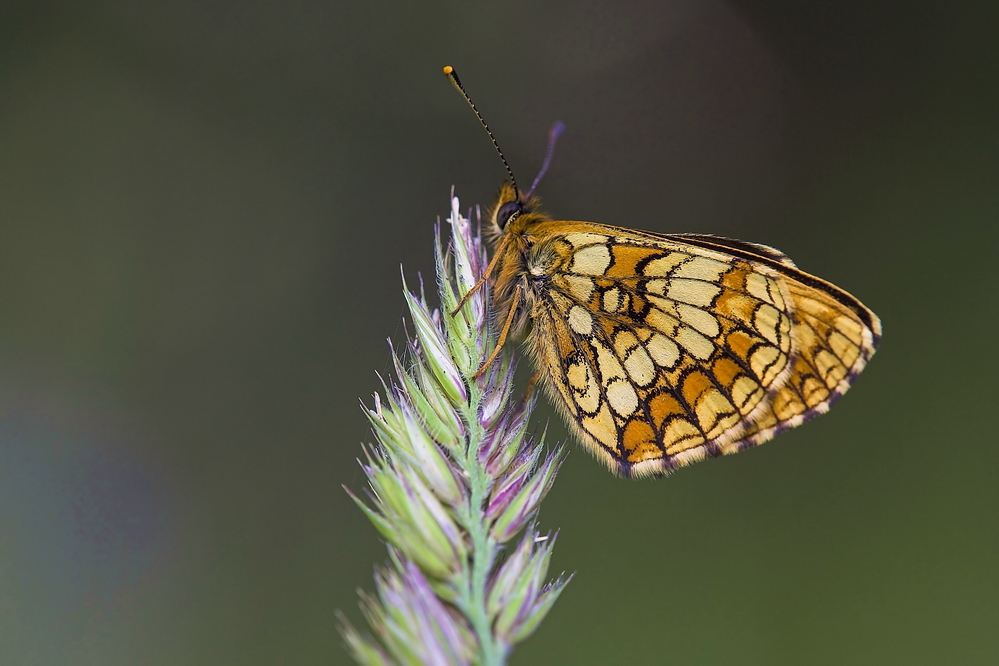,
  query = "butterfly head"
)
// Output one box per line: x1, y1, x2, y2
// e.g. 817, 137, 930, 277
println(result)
489, 181, 543, 237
